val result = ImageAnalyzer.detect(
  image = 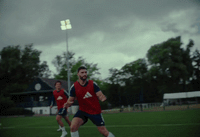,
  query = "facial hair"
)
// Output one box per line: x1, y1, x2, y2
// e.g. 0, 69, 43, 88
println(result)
80, 75, 87, 81
56, 87, 61, 91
